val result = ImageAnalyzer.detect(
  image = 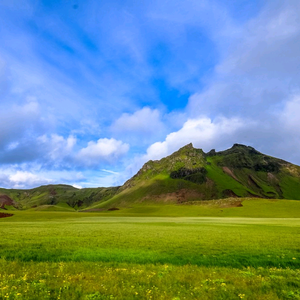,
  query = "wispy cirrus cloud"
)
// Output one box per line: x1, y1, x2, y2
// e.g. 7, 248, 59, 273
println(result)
188, 0, 300, 119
